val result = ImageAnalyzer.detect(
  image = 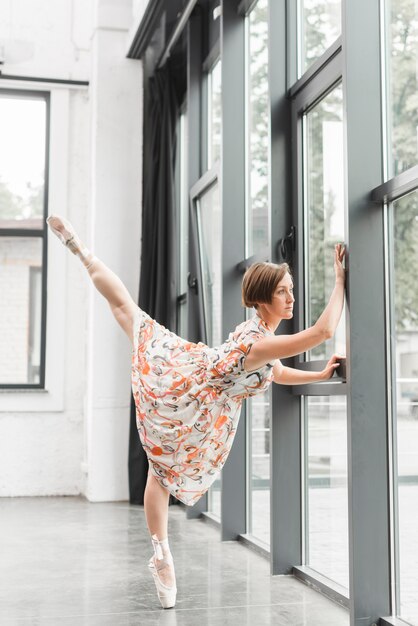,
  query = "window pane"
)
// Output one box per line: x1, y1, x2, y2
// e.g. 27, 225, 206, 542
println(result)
176, 111, 189, 339
386, 0, 418, 177
246, 0, 270, 256
305, 396, 349, 588
196, 181, 222, 348
244, 0, 271, 544
0, 237, 43, 385
301, 0, 341, 73
304, 84, 345, 360
196, 180, 222, 518
392, 192, 418, 624
208, 60, 222, 169
0, 94, 46, 227
247, 387, 271, 544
